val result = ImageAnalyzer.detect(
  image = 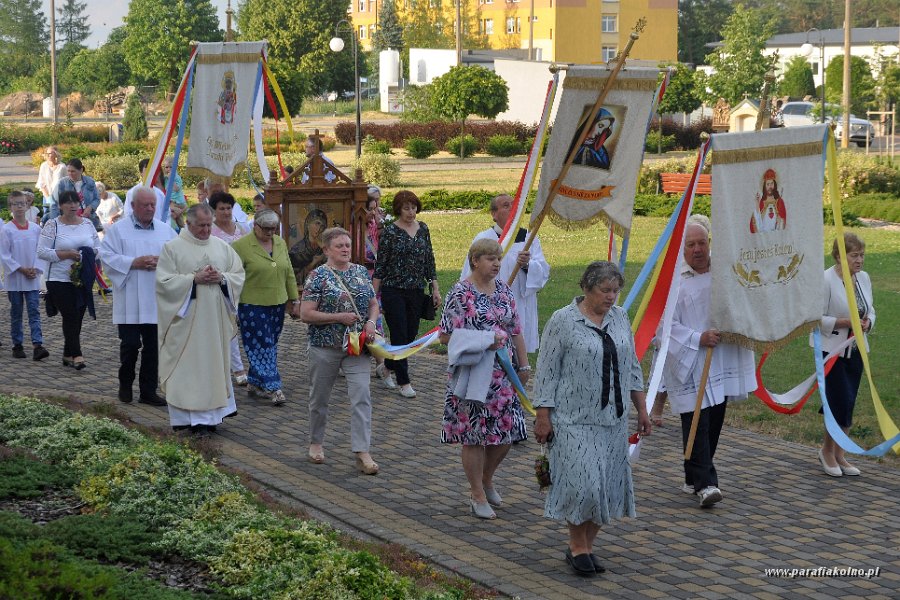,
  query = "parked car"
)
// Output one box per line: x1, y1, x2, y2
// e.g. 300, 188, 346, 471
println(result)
776, 101, 875, 147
